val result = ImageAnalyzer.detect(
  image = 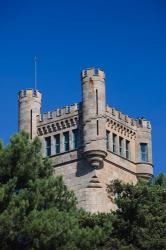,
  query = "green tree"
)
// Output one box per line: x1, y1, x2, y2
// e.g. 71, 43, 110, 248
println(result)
106, 174, 166, 250
0, 132, 112, 250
